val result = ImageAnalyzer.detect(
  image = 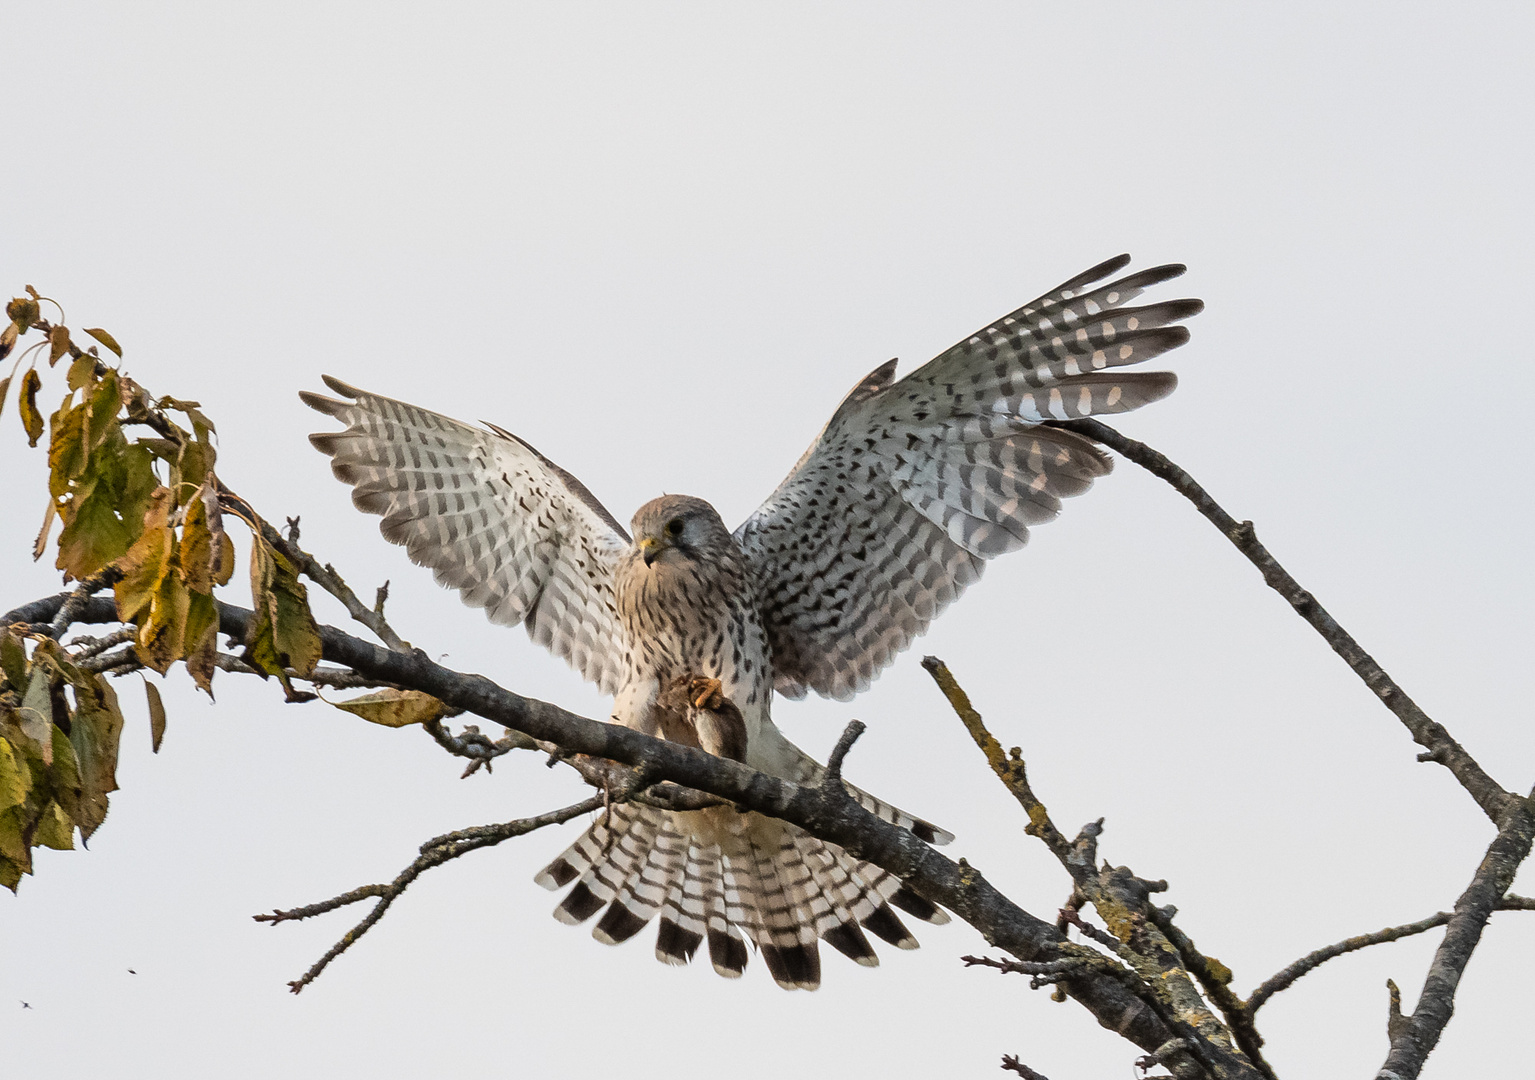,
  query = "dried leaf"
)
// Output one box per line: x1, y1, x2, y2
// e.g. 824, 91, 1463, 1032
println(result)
18, 368, 43, 446
0, 373, 10, 413
82, 327, 121, 358
68, 674, 122, 840
144, 680, 166, 753
329, 689, 445, 728
5, 297, 39, 332
47, 325, 71, 367
0, 322, 17, 362
33, 497, 56, 563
